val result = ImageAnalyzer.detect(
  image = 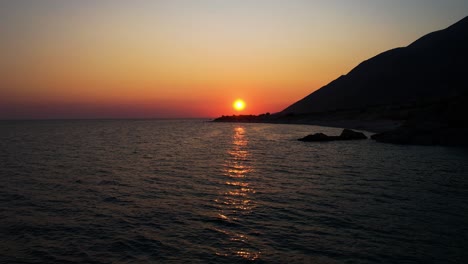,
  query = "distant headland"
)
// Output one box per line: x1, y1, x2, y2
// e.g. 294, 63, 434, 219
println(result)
214, 16, 468, 146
